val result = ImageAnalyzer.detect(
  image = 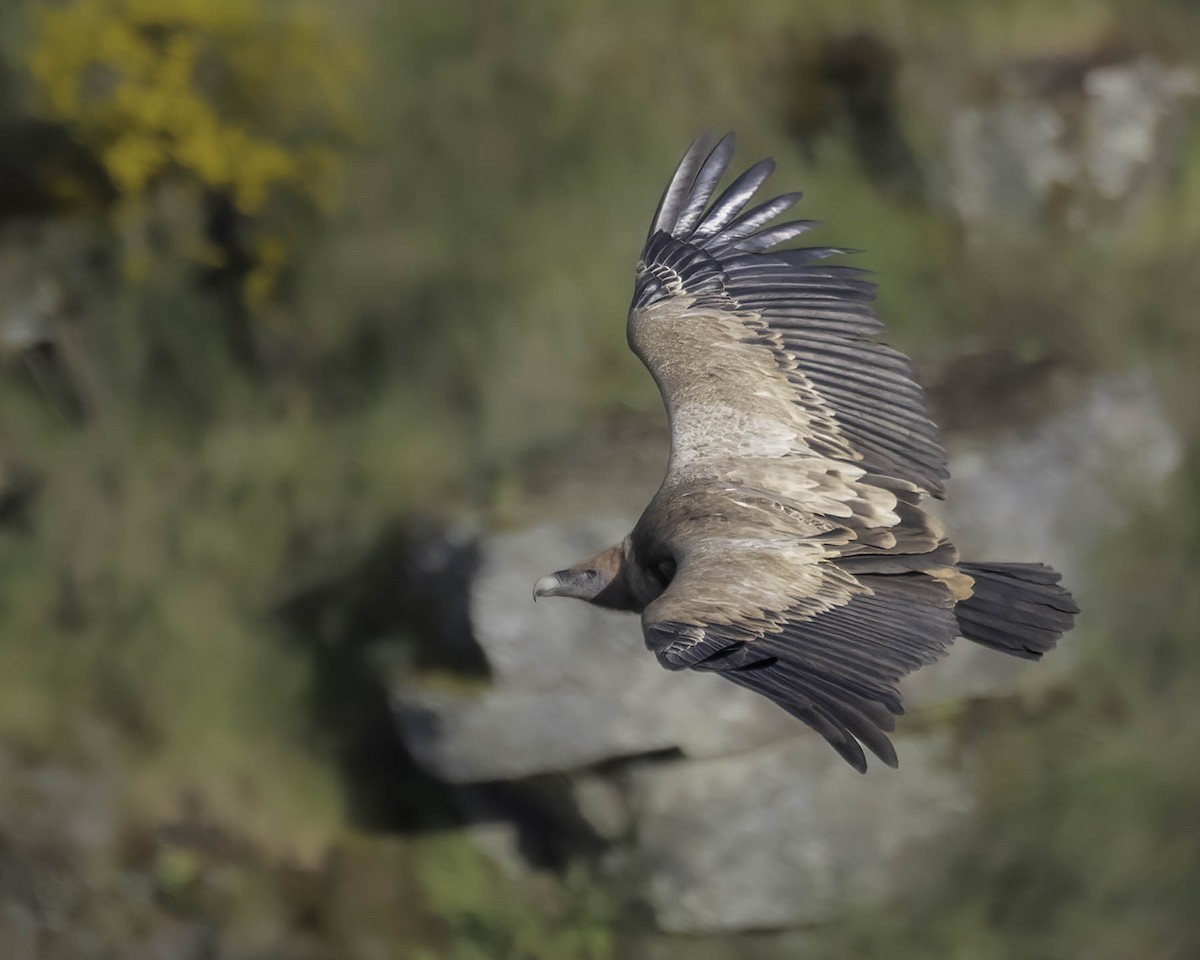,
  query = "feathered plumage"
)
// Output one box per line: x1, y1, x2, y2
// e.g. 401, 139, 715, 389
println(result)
534, 133, 1078, 772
